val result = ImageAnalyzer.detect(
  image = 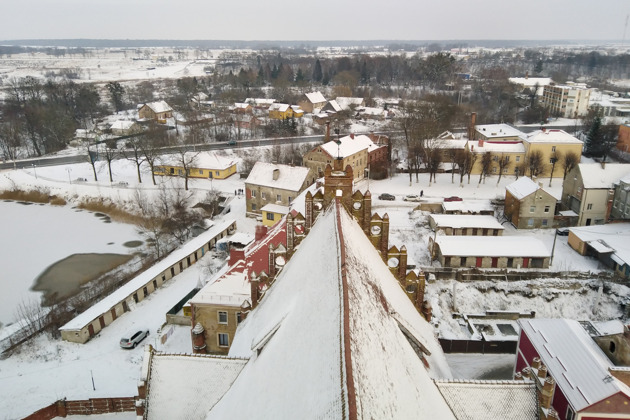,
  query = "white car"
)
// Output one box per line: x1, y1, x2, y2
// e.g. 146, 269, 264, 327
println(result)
403, 195, 422, 202
120, 329, 149, 349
